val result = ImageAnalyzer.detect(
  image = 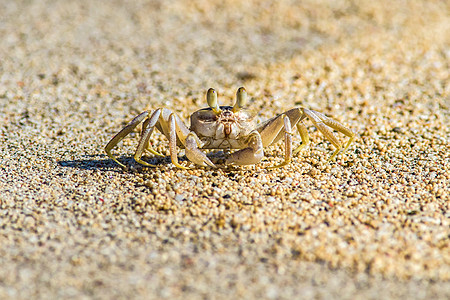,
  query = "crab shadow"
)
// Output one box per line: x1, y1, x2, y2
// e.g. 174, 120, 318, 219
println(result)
57, 152, 229, 173
57, 154, 169, 173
